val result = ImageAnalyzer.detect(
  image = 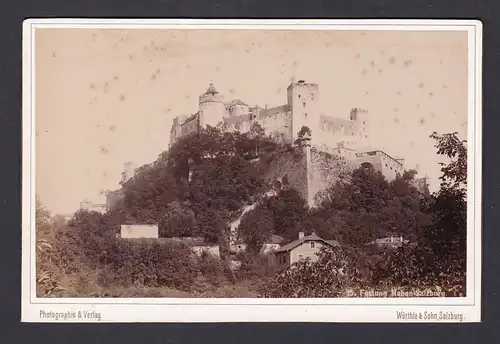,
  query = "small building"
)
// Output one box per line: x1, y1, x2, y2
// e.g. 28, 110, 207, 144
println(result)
191, 244, 220, 257
167, 237, 220, 258
262, 234, 285, 253
274, 232, 340, 267
368, 236, 409, 249
229, 234, 285, 254
120, 224, 159, 239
